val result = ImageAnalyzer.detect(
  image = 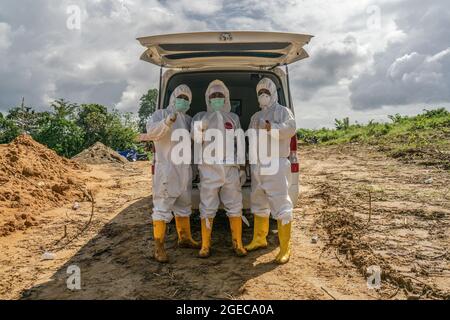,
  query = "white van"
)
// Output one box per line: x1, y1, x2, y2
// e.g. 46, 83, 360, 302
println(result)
137, 31, 313, 209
